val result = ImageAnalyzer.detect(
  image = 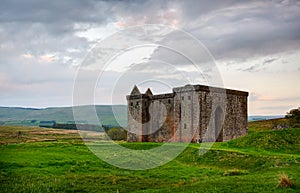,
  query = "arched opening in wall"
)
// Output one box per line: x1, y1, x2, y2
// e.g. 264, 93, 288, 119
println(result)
215, 106, 224, 142
142, 134, 149, 142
